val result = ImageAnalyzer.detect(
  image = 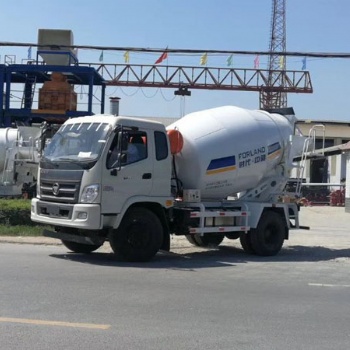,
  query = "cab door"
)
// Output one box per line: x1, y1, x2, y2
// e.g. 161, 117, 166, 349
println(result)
101, 128, 153, 214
